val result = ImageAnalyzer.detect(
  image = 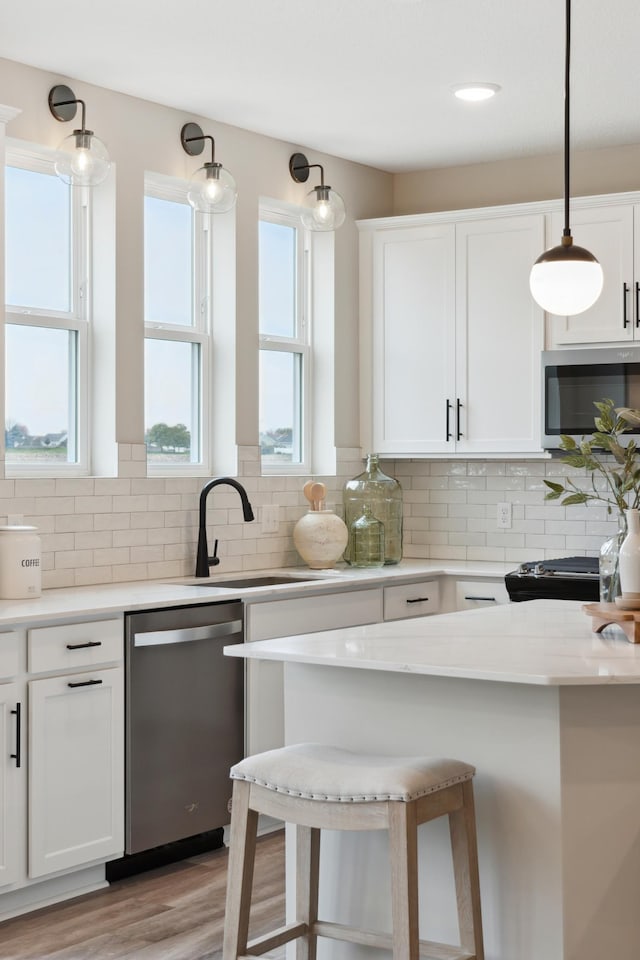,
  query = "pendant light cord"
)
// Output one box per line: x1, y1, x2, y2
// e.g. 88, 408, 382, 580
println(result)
563, 0, 571, 240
